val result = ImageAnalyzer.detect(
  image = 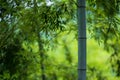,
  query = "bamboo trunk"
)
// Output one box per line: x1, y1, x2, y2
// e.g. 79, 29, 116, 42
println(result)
38, 34, 46, 80
33, 0, 46, 79
77, 0, 86, 80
